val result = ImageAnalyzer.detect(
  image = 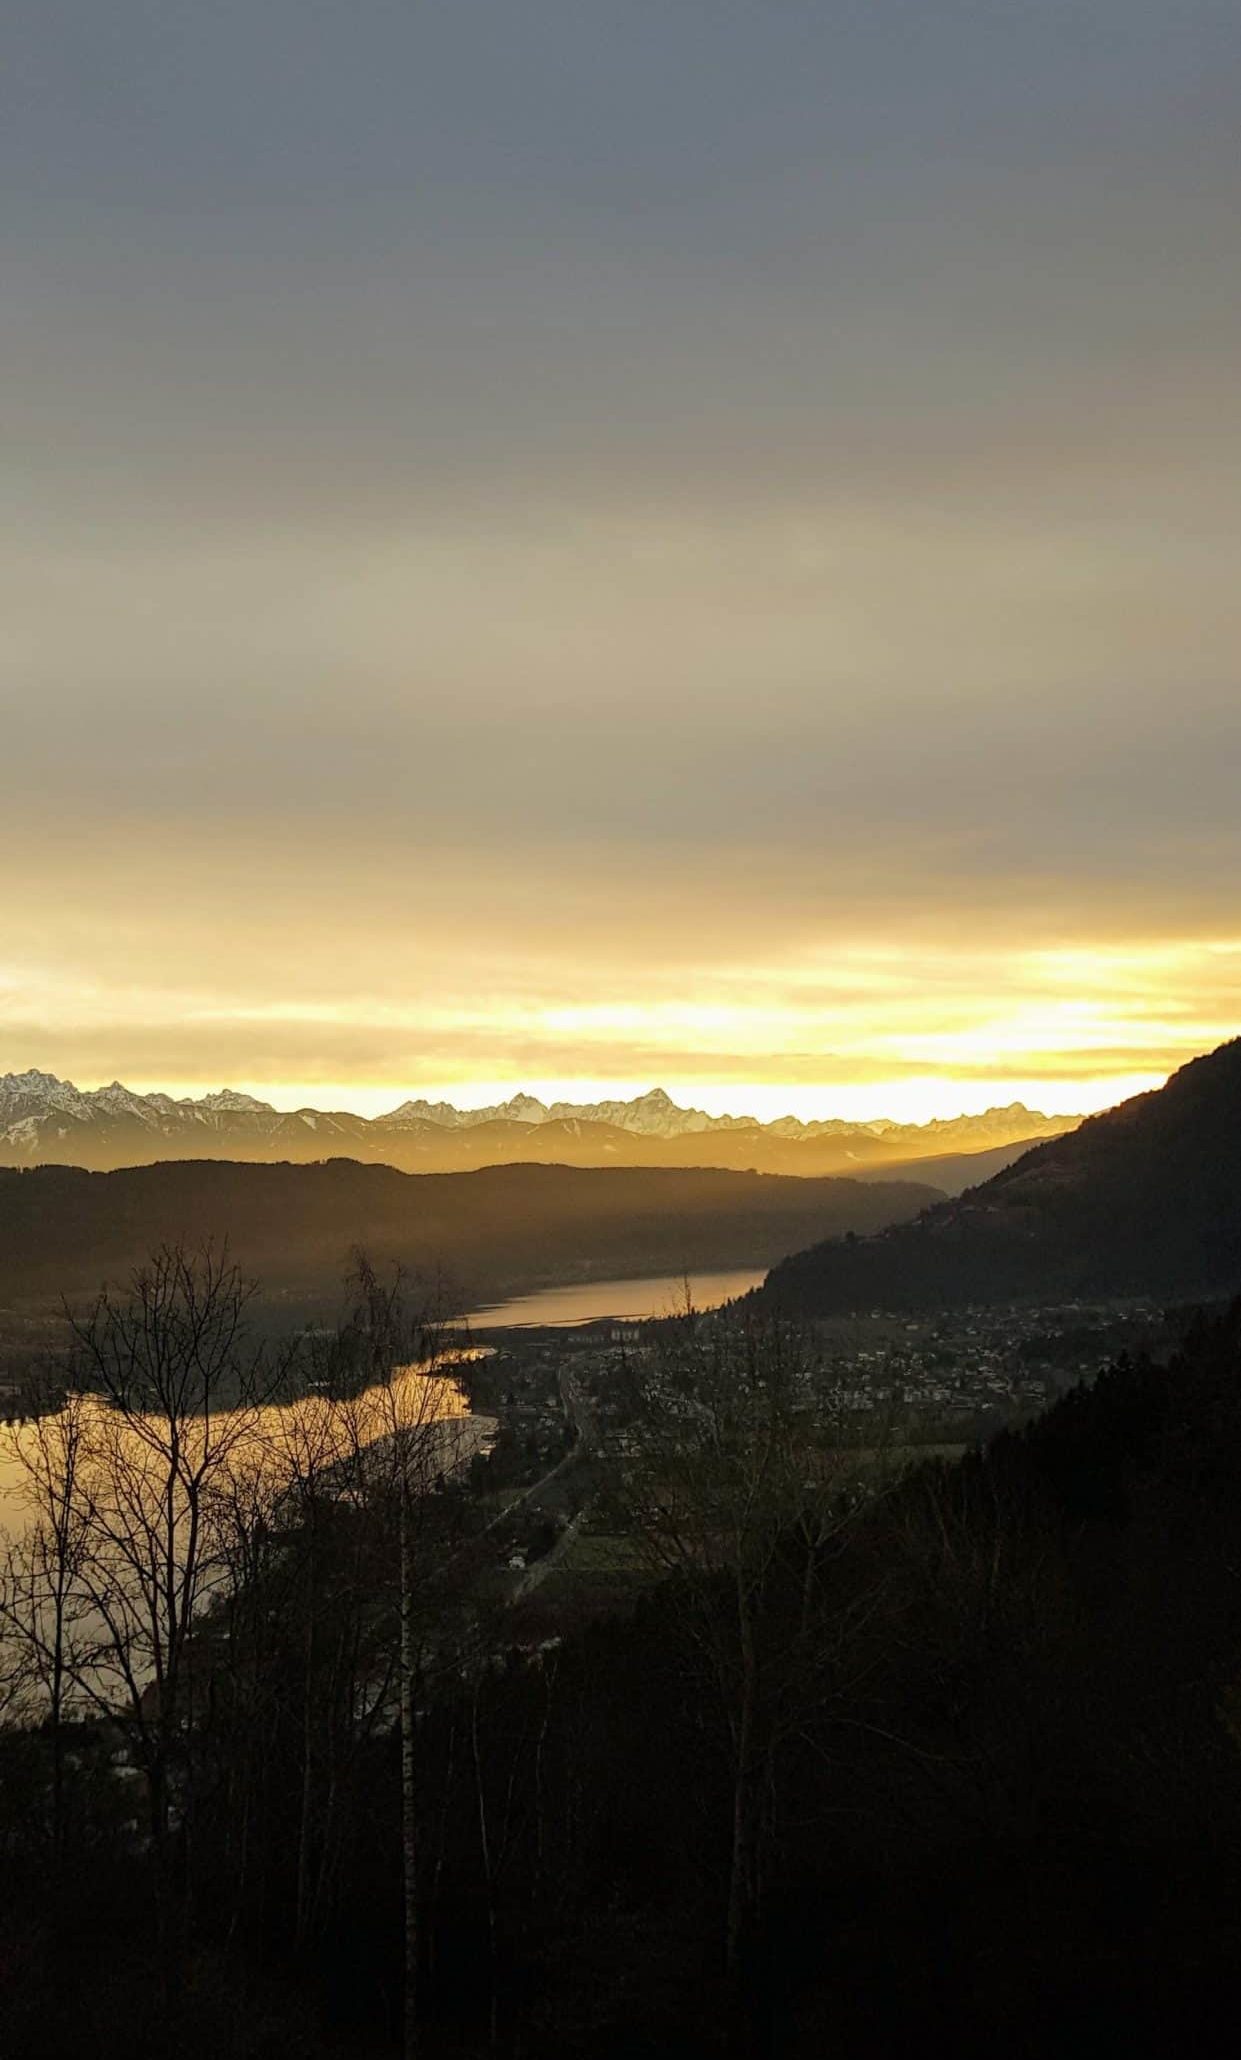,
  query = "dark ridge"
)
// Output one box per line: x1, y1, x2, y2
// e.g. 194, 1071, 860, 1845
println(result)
0, 1156, 942, 1318
758, 1036, 1241, 1316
